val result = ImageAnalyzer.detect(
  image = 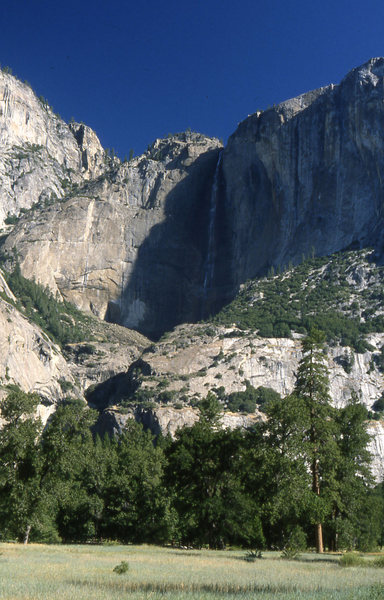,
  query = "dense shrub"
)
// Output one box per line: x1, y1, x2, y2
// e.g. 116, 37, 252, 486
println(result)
372, 395, 384, 413
225, 384, 280, 413
281, 526, 307, 559
339, 553, 365, 567
113, 561, 129, 574
213, 251, 384, 348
